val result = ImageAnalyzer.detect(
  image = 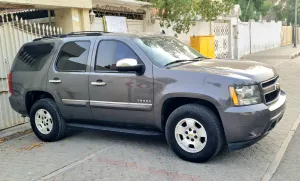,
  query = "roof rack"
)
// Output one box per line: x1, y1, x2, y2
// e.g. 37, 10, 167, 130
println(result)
33, 31, 109, 41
